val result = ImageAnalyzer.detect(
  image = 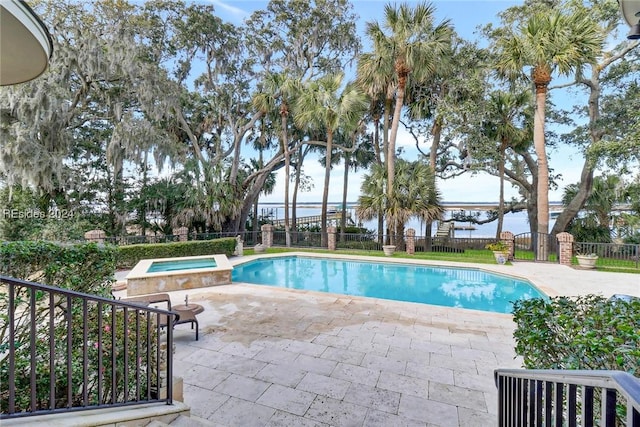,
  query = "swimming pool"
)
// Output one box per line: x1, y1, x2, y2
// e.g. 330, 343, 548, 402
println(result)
232, 256, 546, 313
